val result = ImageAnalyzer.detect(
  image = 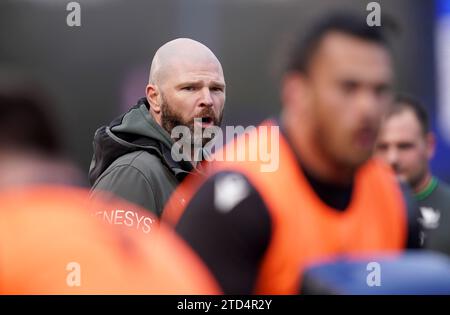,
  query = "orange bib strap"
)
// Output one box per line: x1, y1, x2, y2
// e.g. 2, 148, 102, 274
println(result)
163, 121, 407, 294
